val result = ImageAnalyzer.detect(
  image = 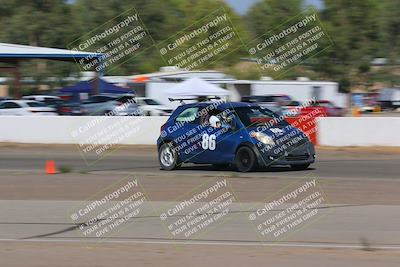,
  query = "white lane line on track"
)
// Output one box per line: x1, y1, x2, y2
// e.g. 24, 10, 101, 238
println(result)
0, 238, 400, 250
